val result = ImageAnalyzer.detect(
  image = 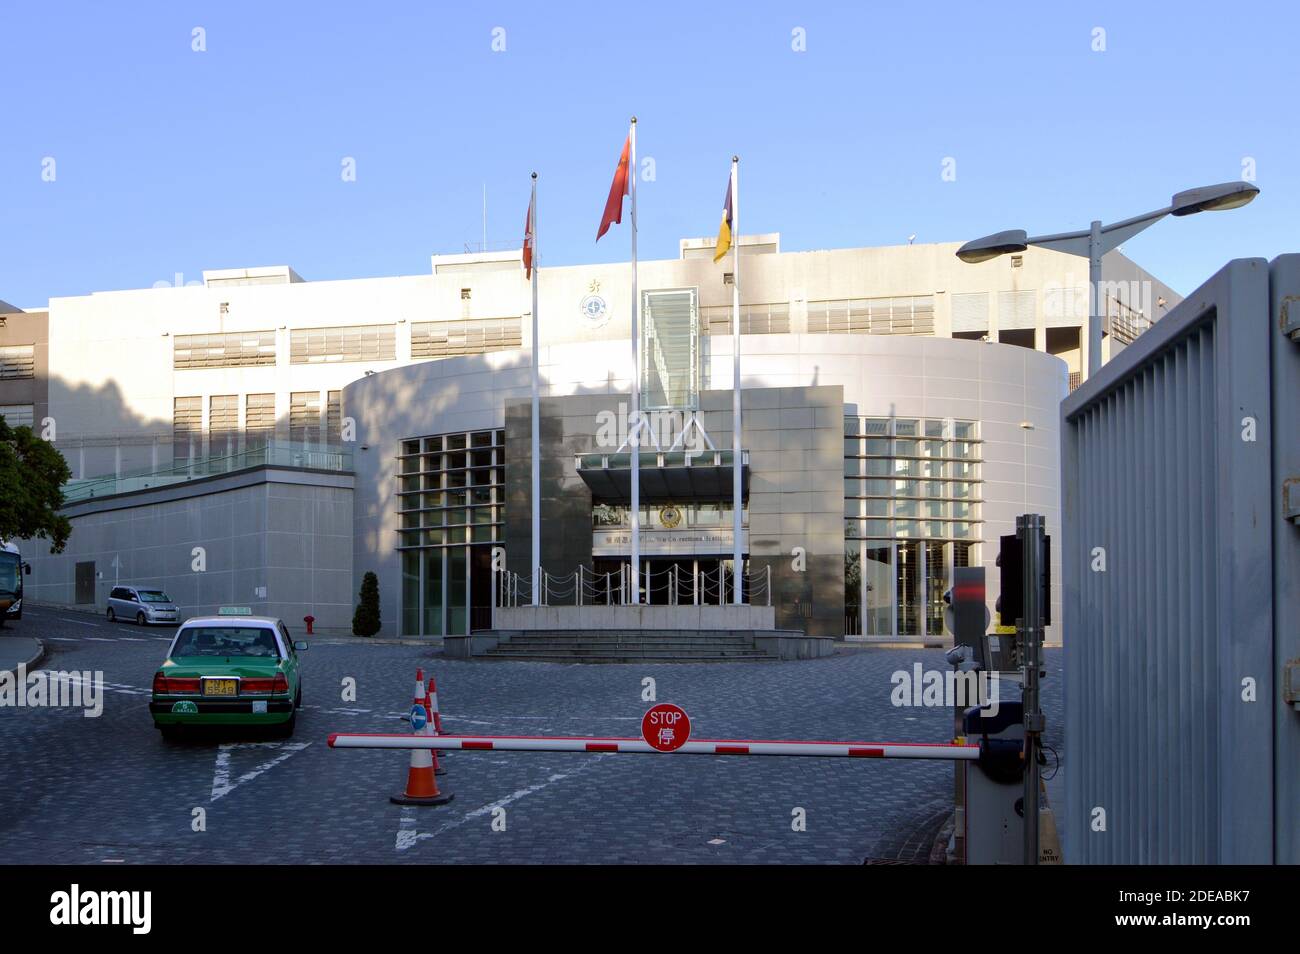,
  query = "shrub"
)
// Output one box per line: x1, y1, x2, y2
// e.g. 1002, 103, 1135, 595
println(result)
352, 571, 381, 637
